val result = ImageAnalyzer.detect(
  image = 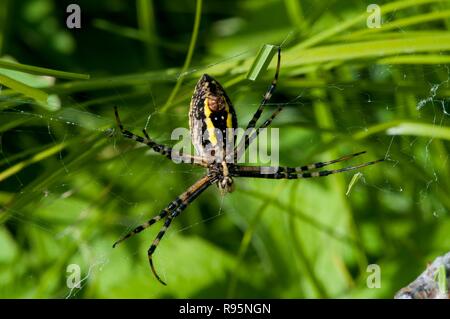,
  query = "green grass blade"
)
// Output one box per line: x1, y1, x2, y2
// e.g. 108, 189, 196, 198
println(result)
93, 19, 143, 41
346, 10, 450, 39
161, 0, 202, 112
348, 120, 450, 141
386, 122, 450, 140
434, 265, 448, 296
284, 34, 450, 67
377, 54, 450, 64
293, 0, 445, 50
93, 19, 185, 52
246, 44, 278, 81
346, 172, 364, 196
0, 59, 89, 80
137, 0, 161, 66
283, 0, 307, 30
0, 0, 10, 55
49, 69, 177, 94
0, 141, 68, 183
0, 74, 60, 110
